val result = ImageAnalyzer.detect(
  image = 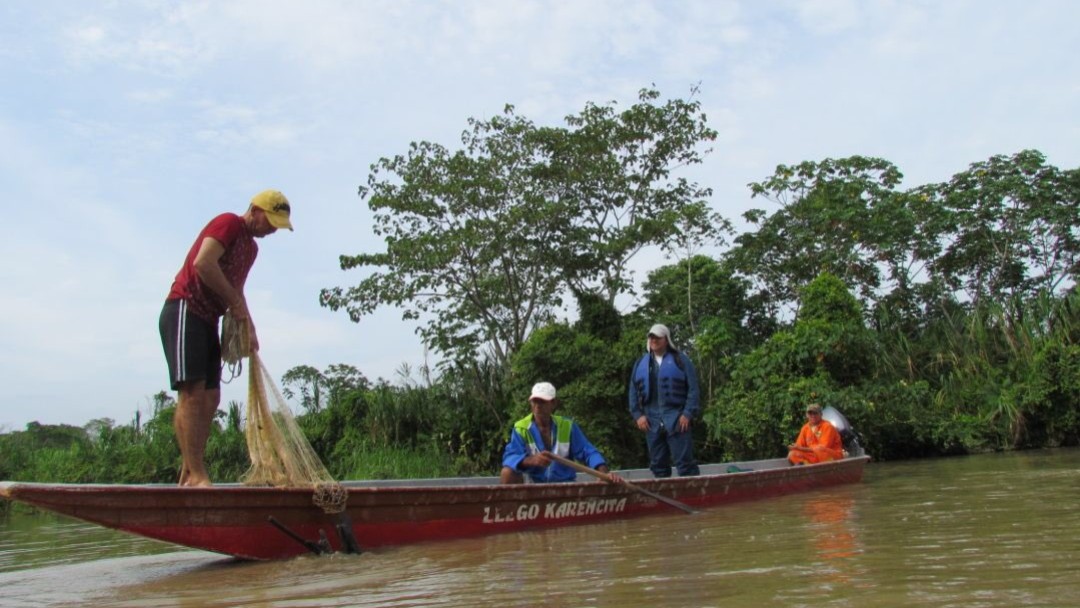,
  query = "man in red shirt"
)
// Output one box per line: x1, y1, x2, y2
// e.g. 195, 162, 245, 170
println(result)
159, 190, 293, 486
